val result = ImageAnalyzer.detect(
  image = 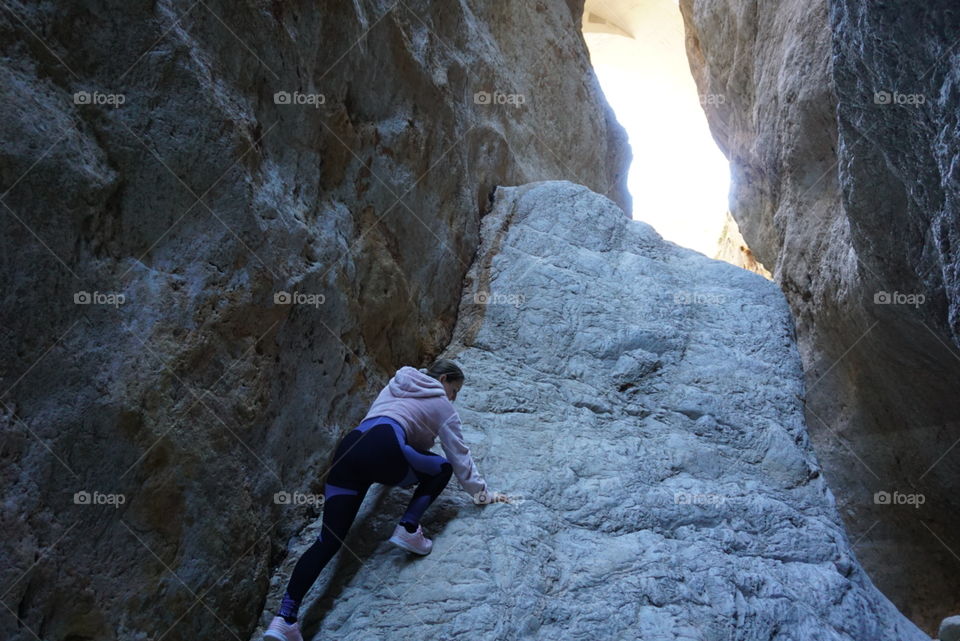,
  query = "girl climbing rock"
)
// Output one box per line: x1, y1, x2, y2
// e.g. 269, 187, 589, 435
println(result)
264, 359, 508, 641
